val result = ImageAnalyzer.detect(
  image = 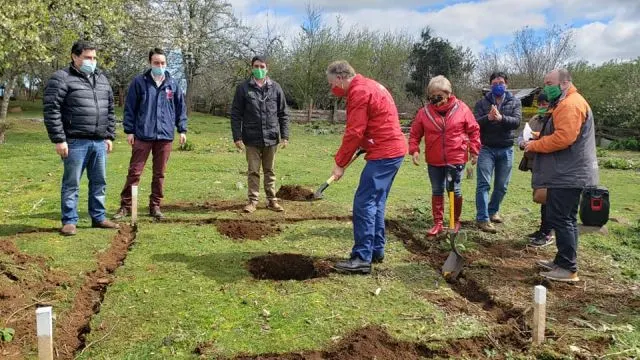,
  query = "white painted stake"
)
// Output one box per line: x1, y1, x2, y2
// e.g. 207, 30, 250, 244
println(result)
533, 285, 547, 345
36, 307, 53, 360
131, 185, 138, 225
